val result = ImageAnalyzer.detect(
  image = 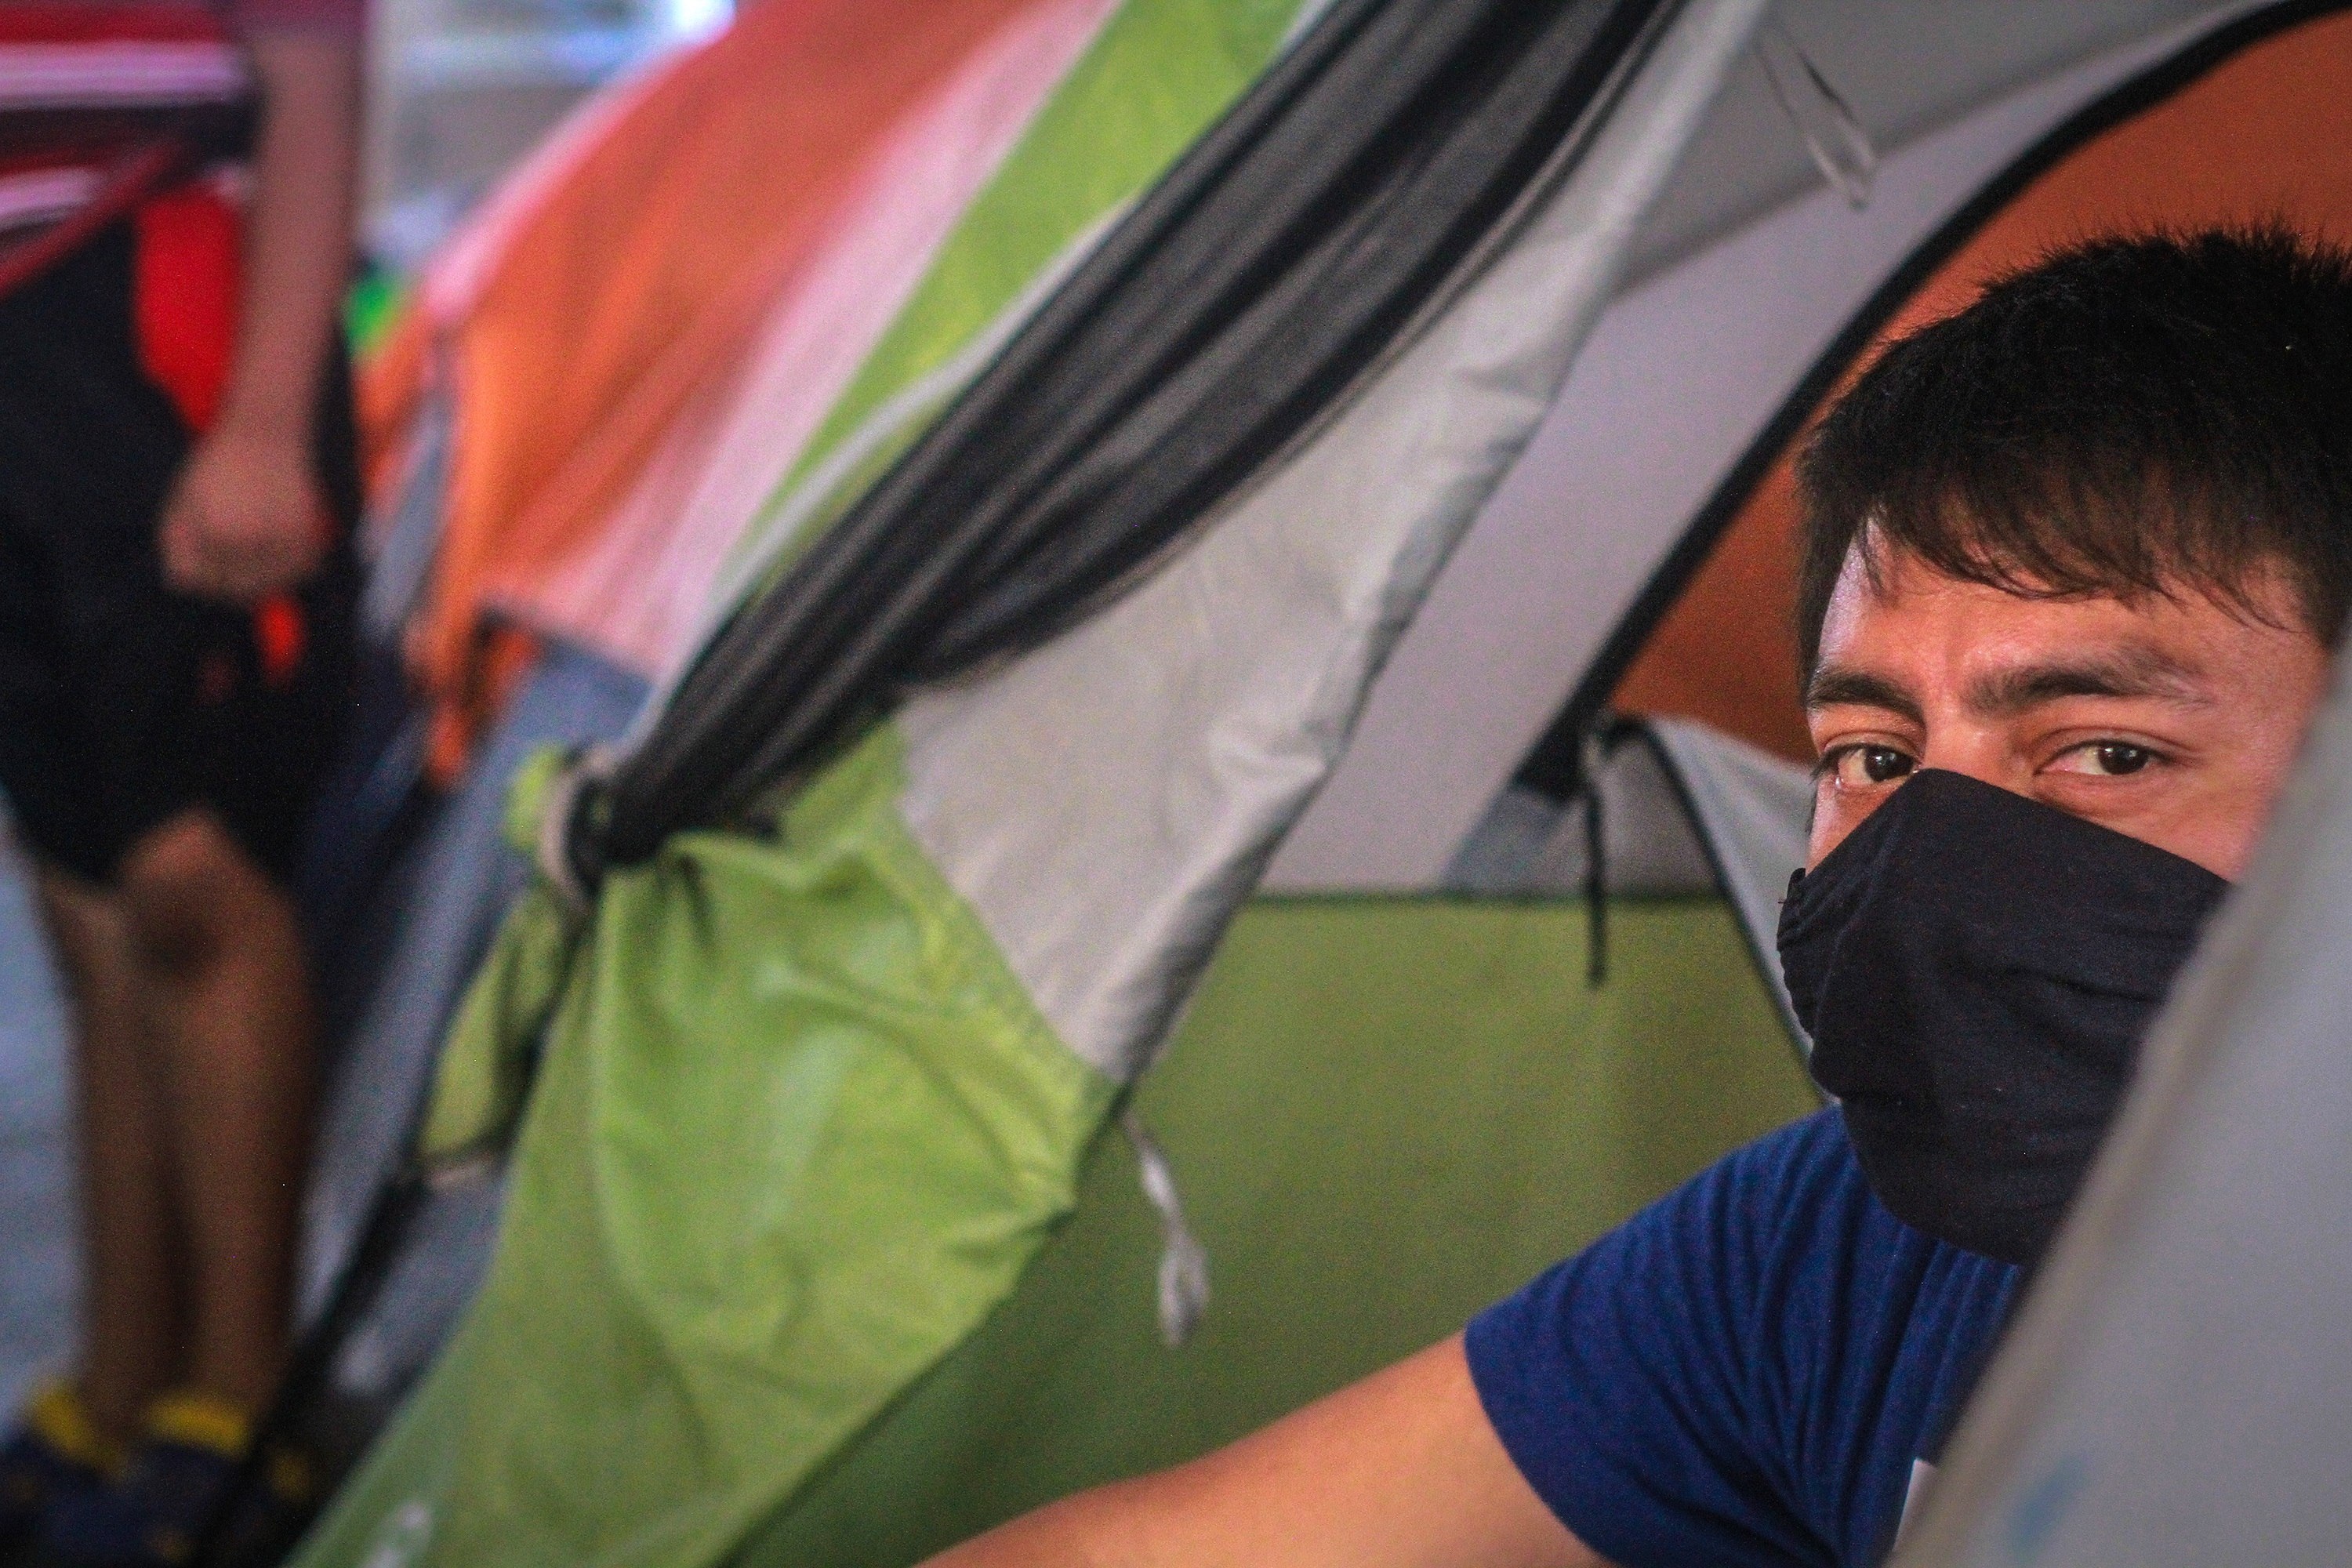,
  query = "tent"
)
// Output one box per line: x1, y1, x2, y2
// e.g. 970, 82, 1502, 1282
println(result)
283, 0, 1144, 1467
256, 0, 2352, 1564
